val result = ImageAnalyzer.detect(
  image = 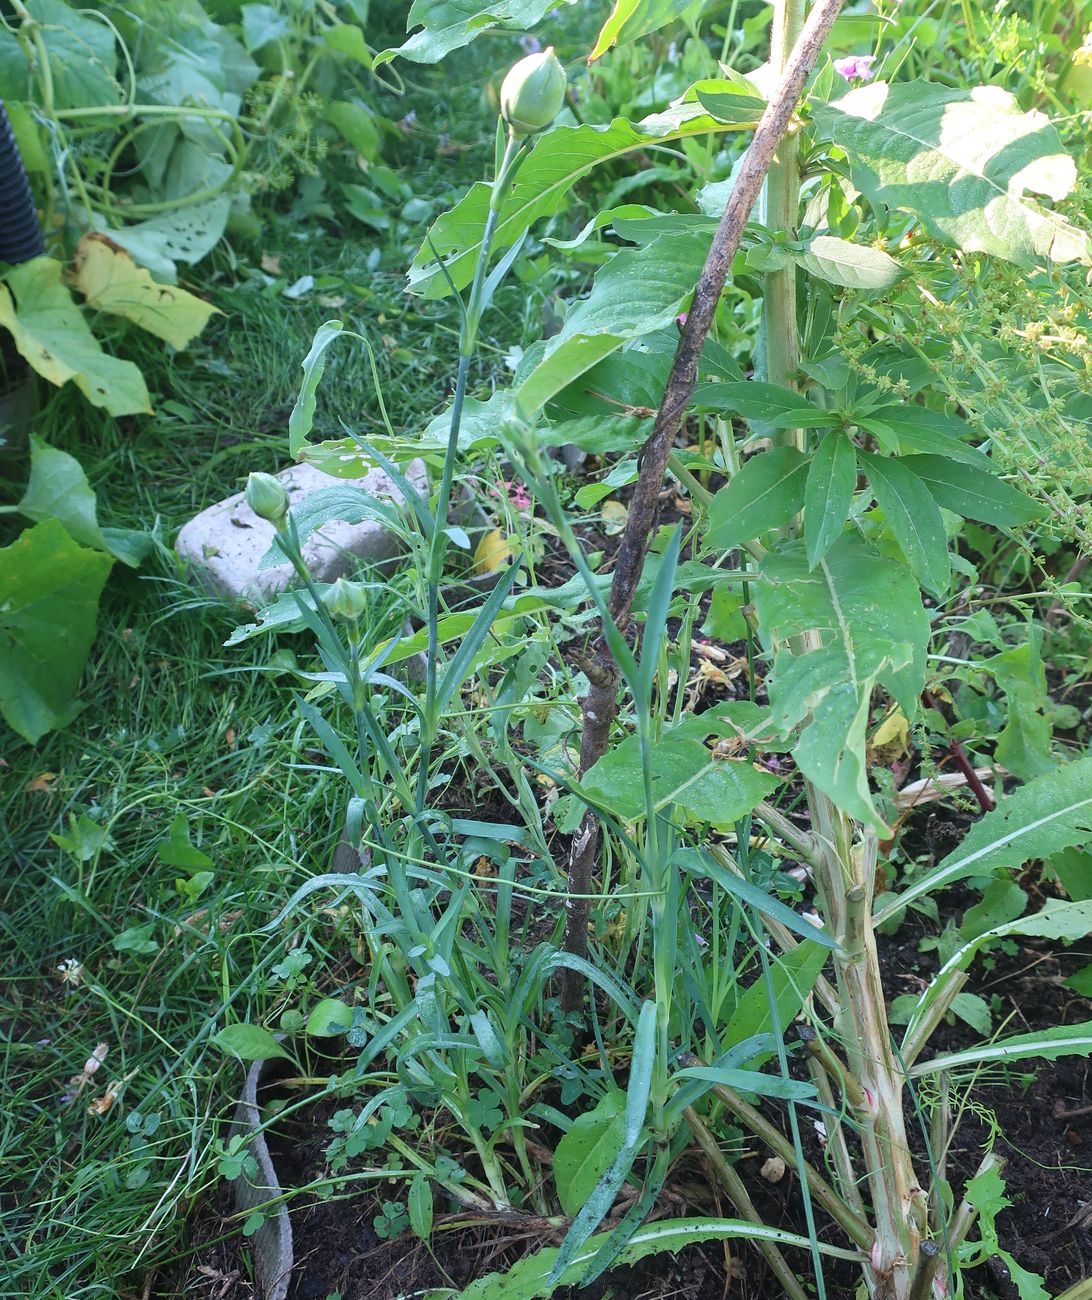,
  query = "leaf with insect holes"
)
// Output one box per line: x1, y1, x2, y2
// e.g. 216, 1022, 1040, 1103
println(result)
754, 535, 929, 830
554, 1090, 628, 1217
860, 451, 950, 596
706, 448, 810, 550
0, 258, 150, 416
813, 80, 1089, 265
804, 432, 856, 568
72, 234, 219, 348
